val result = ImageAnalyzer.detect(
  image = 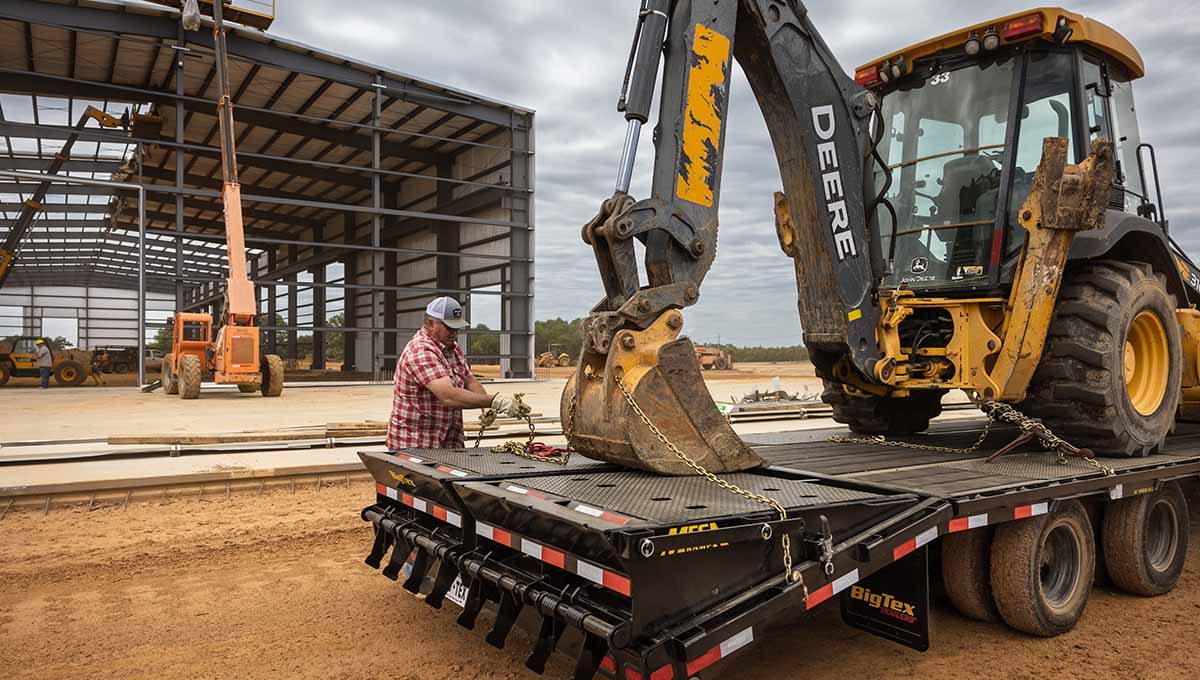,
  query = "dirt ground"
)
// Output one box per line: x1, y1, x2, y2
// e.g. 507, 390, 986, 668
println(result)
2, 482, 1198, 680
